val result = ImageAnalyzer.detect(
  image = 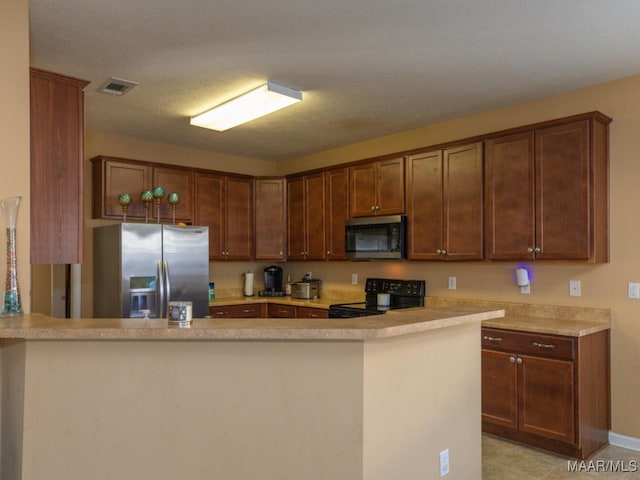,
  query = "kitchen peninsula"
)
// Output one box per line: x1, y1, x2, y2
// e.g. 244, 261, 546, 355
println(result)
0, 305, 503, 480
